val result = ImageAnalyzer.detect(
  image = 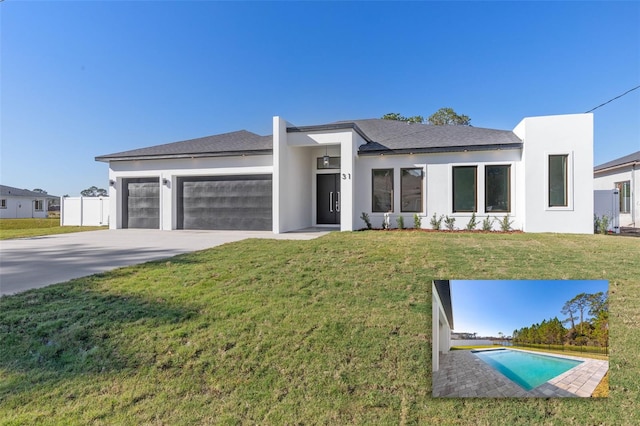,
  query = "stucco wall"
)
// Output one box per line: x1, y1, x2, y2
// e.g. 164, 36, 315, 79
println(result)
515, 113, 594, 234
354, 149, 523, 231
0, 197, 49, 219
